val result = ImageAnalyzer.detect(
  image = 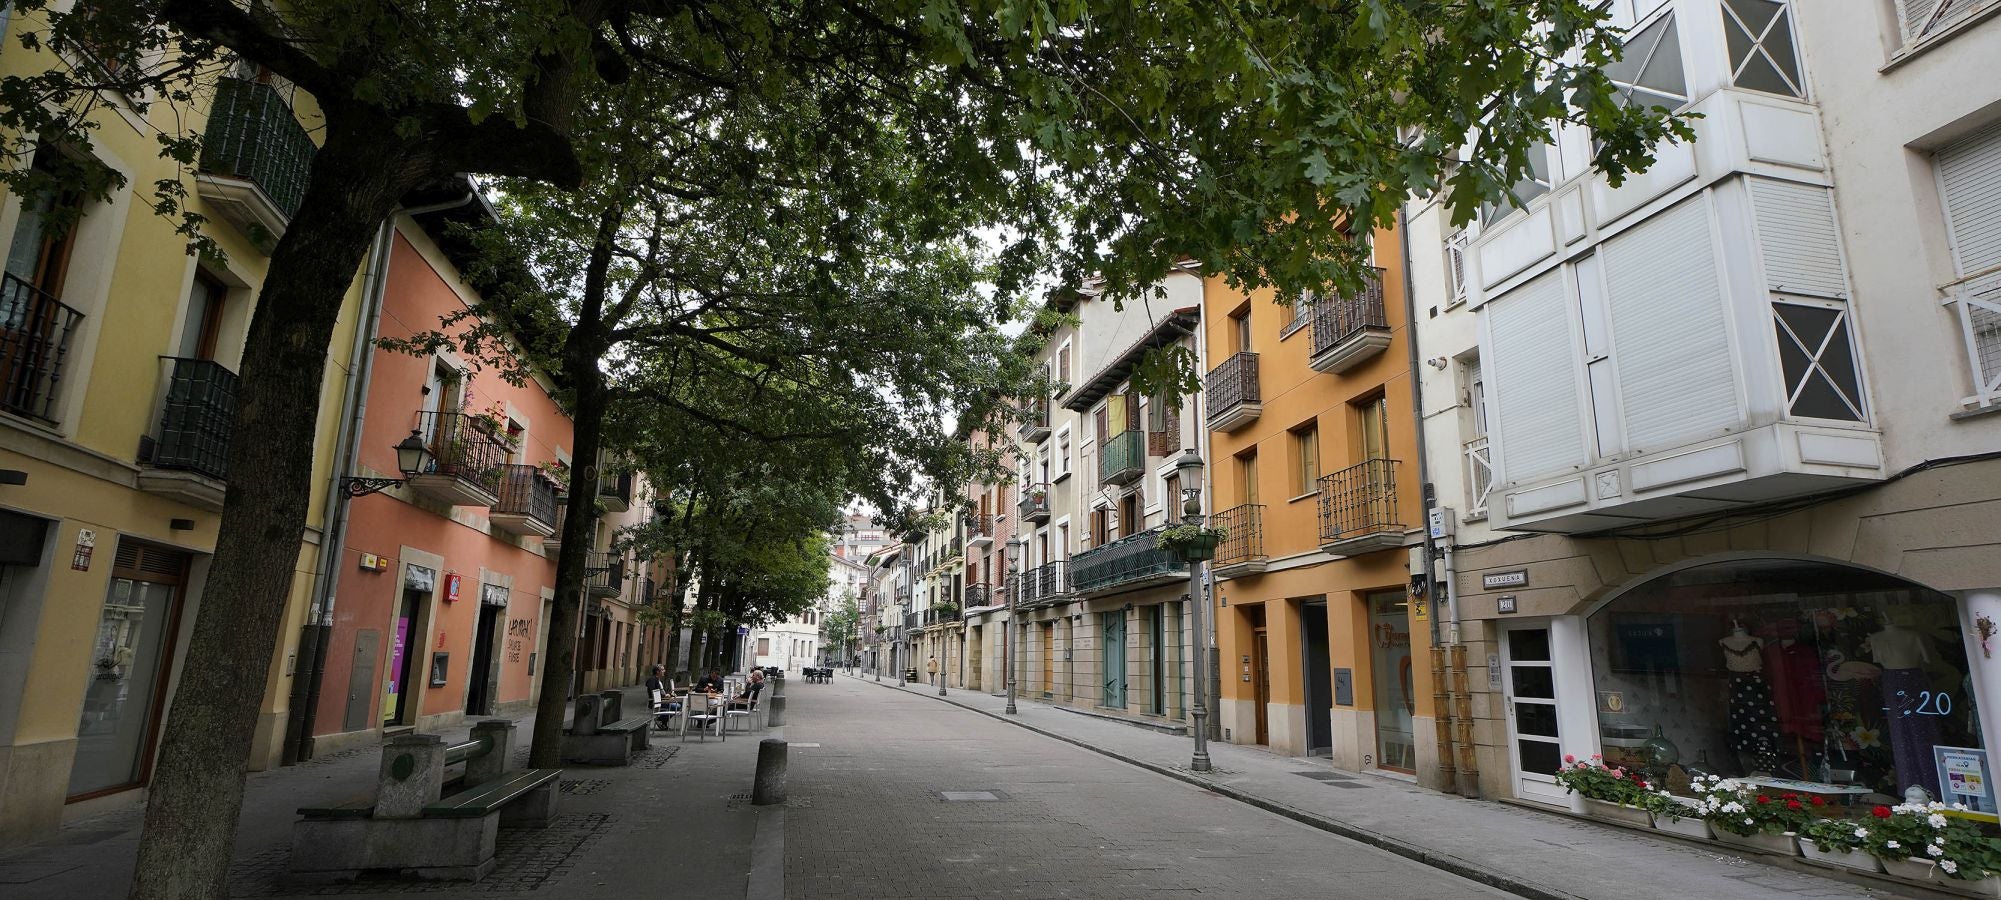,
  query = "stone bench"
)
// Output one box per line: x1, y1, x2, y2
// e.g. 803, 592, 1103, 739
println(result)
289, 719, 559, 884
562, 690, 650, 765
